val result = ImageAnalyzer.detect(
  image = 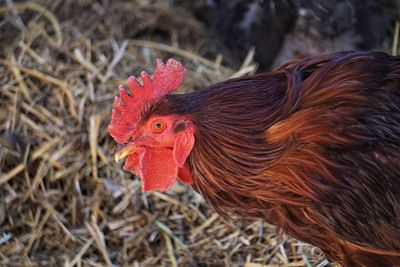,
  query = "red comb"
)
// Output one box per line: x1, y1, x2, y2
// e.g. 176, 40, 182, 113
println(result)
108, 58, 185, 144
